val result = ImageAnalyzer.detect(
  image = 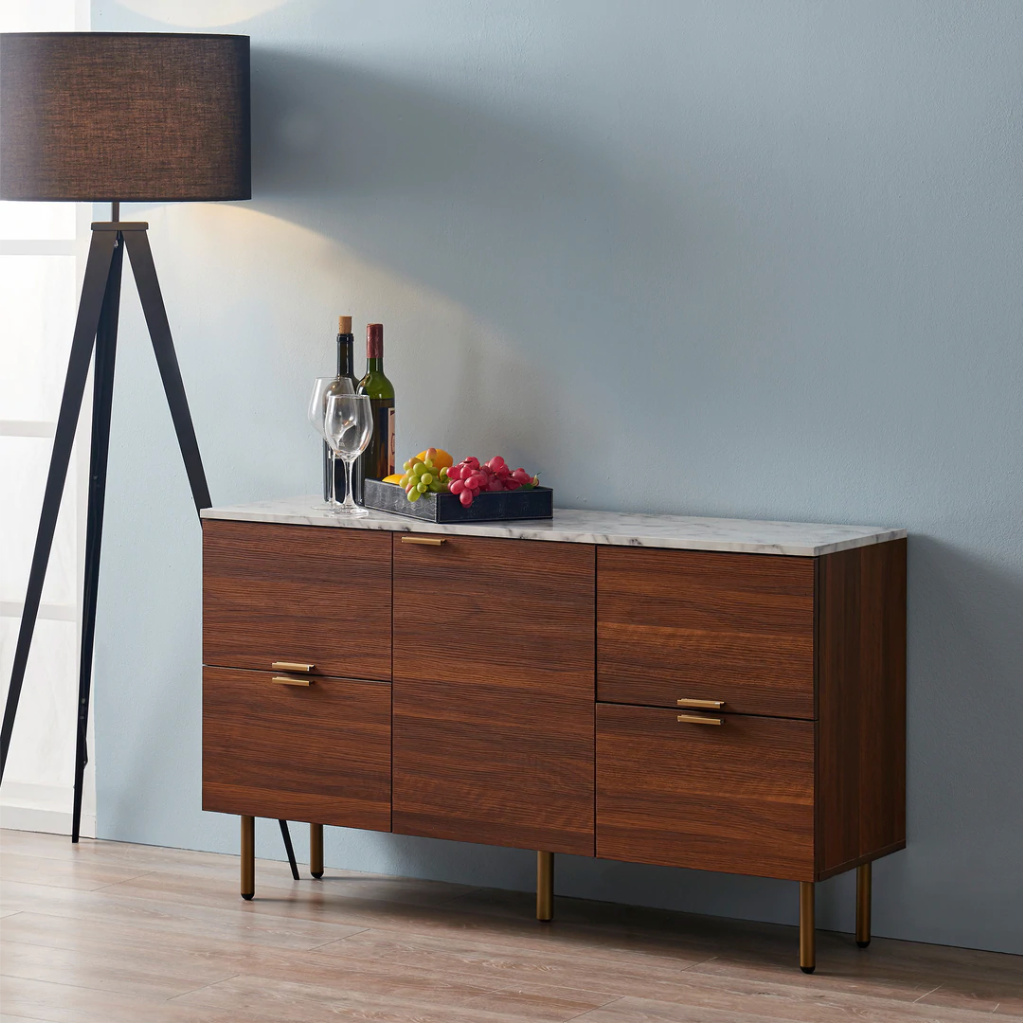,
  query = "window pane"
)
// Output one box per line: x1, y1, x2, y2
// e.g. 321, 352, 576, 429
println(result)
0, 202, 77, 241
0, 616, 77, 788
0, 0, 76, 32
0, 436, 78, 608
0, 255, 77, 422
